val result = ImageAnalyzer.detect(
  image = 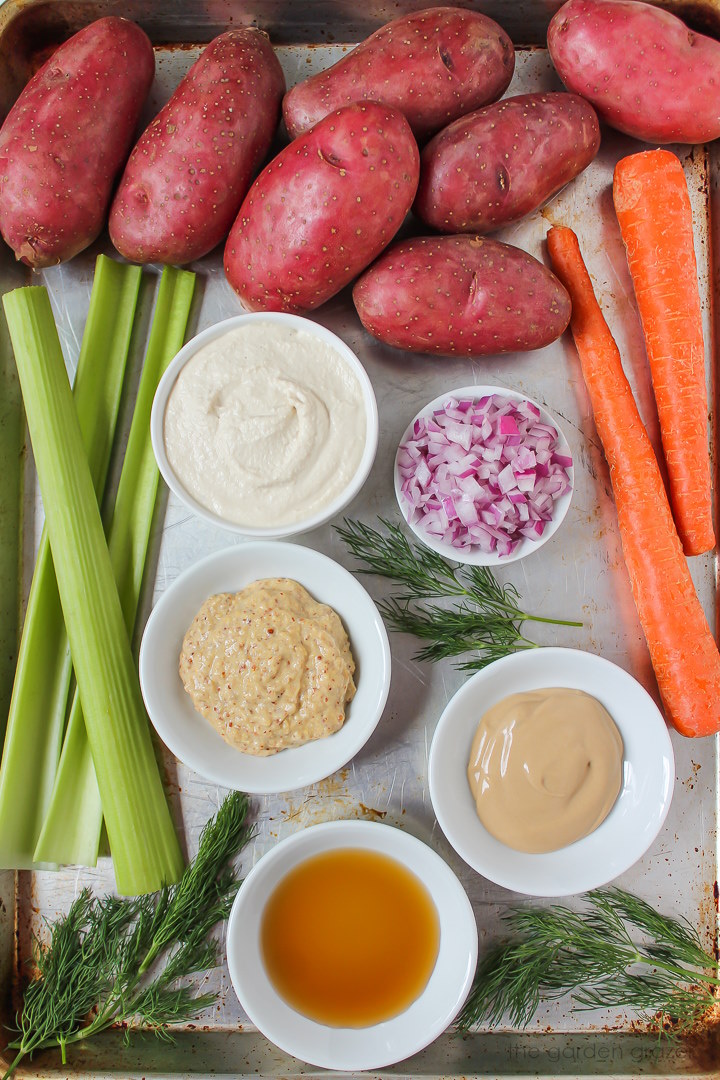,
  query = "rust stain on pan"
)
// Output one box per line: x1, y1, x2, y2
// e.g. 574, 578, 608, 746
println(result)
358, 803, 388, 820
683, 1004, 720, 1071
13, 872, 38, 1014
153, 40, 206, 52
